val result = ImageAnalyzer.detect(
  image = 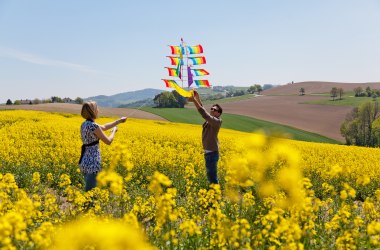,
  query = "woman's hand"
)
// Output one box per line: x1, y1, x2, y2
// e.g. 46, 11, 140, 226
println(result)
111, 126, 118, 133
119, 117, 127, 123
